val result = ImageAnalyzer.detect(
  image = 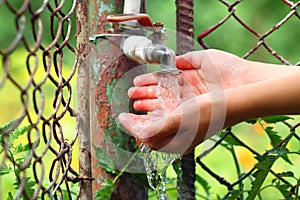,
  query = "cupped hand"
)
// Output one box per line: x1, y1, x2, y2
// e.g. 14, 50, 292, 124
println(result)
127, 49, 246, 112
118, 94, 216, 154
117, 49, 254, 153
118, 49, 300, 154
